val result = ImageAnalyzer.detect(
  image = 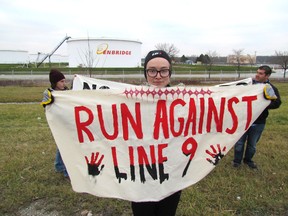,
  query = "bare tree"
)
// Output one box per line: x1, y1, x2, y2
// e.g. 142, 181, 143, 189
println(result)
78, 36, 97, 77
206, 50, 218, 78
155, 43, 180, 59
275, 51, 288, 79
232, 49, 244, 77
232, 49, 244, 70
206, 51, 218, 69
85, 37, 95, 77
247, 53, 256, 68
